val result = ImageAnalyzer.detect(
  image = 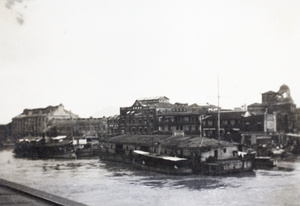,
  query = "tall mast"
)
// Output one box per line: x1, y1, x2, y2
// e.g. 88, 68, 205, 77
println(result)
217, 74, 220, 143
